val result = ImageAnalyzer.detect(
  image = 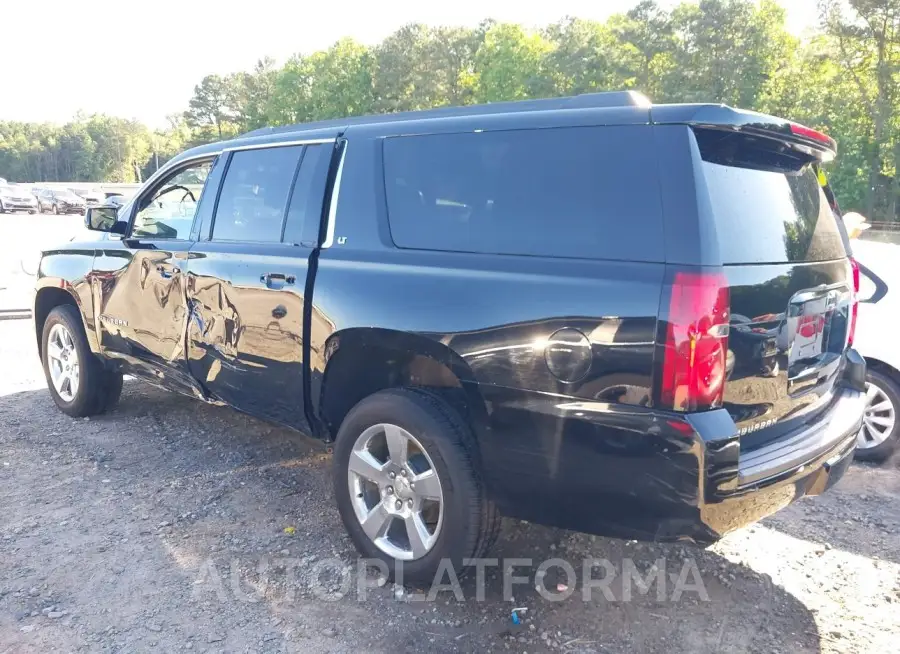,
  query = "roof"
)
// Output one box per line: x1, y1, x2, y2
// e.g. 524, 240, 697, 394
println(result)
171, 91, 835, 164
173, 91, 652, 163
